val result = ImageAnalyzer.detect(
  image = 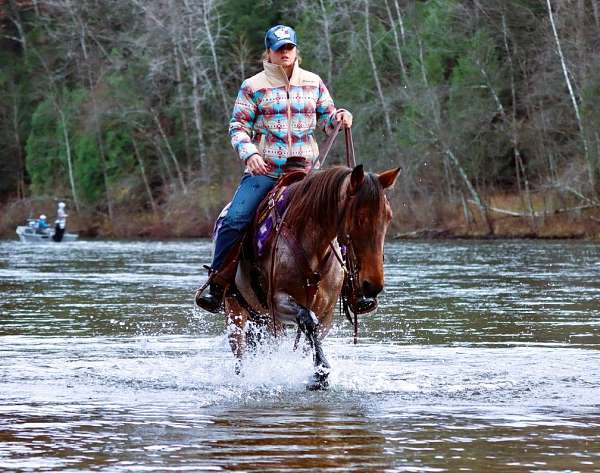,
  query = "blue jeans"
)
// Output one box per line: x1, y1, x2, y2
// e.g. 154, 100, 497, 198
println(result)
211, 173, 277, 271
